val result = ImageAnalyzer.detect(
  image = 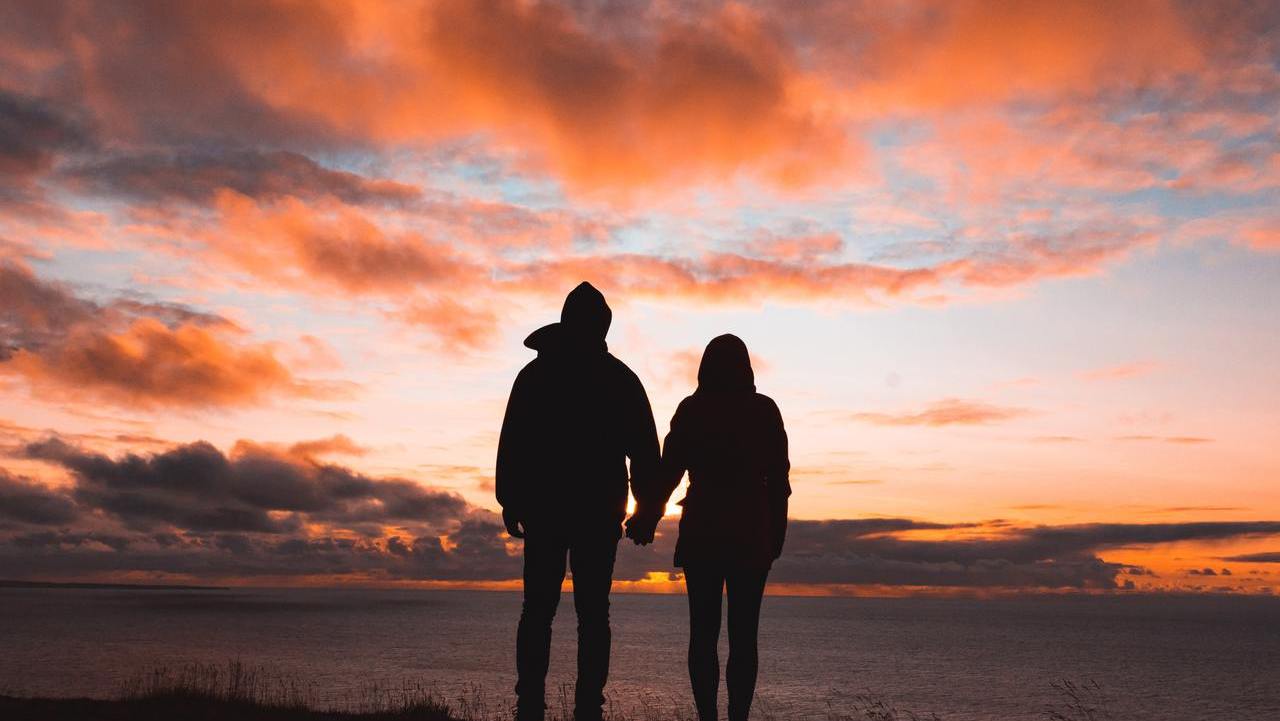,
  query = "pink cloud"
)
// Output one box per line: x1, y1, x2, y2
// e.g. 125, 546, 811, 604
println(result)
1241, 221, 1280, 251
1115, 435, 1213, 445
853, 399, 1029, 427
1078, 361, 1163, 382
